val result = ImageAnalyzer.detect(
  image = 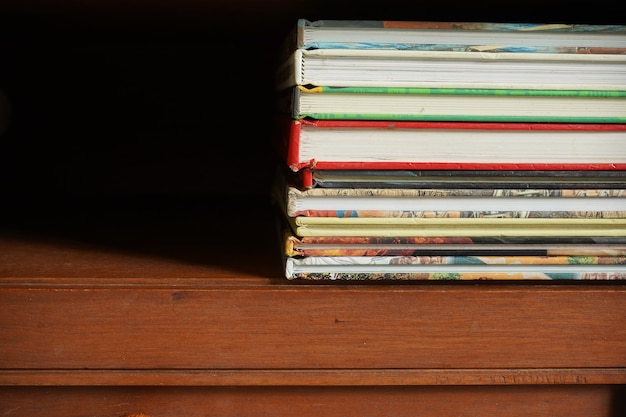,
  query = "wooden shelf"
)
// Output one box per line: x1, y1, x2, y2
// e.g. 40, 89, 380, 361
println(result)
1, 1, 625, 415
2, 202, 625, 379
1, 203, 625, 415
